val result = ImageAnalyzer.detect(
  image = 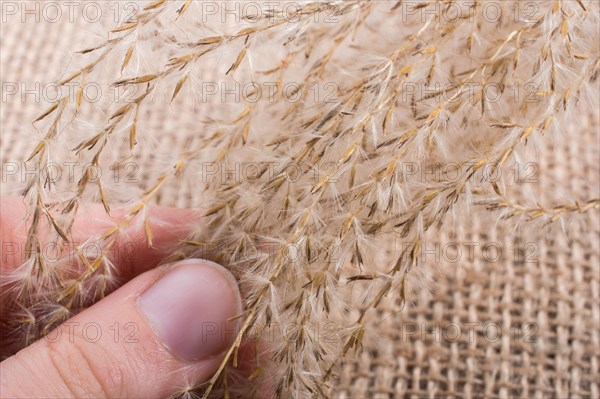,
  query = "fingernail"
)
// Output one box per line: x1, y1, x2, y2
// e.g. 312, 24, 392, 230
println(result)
138, 259, 242, 361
